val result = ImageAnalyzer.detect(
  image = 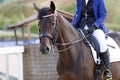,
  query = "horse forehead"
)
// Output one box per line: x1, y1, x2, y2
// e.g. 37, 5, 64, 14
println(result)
38, 7, 52, 17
